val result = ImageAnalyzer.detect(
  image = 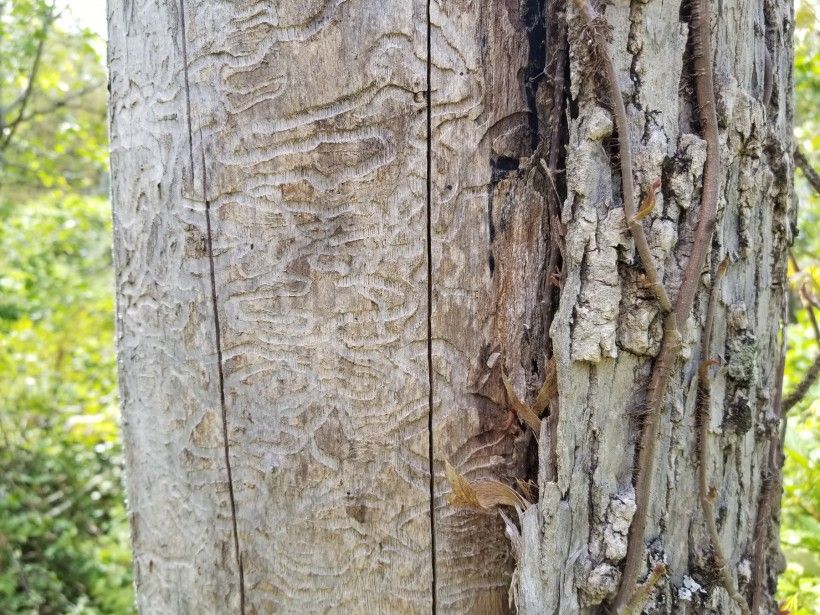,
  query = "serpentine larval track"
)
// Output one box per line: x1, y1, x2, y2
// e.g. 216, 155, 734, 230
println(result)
110, 0, 542, 612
